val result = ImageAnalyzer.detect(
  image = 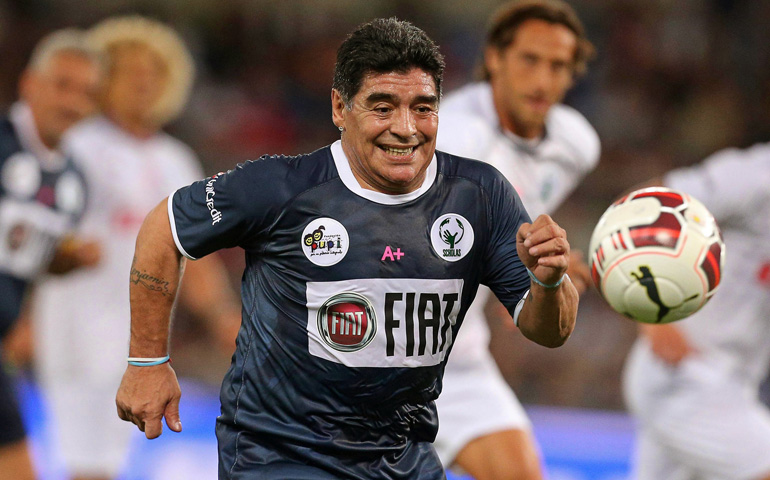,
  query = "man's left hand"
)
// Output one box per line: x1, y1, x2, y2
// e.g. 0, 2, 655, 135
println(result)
516, 214, 570, 286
